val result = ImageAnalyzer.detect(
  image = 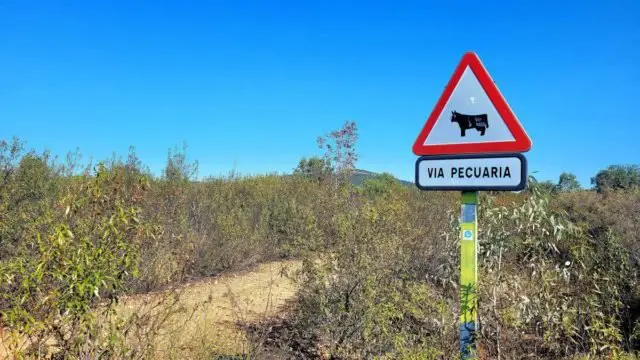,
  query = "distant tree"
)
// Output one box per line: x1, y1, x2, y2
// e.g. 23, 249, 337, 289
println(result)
12, 152, 54, 205
525, 175, 555, 195
360, 172, 400, 197
163, 142, 198, 182
60, 147, 85, 177
294, 156, 333, 182
126, 145, 147, 175
317, 121, 358, 184
591, 165, 640, 193
538, 180, 556, 194
0, 137, 25, 185
555, 172, 581, 192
